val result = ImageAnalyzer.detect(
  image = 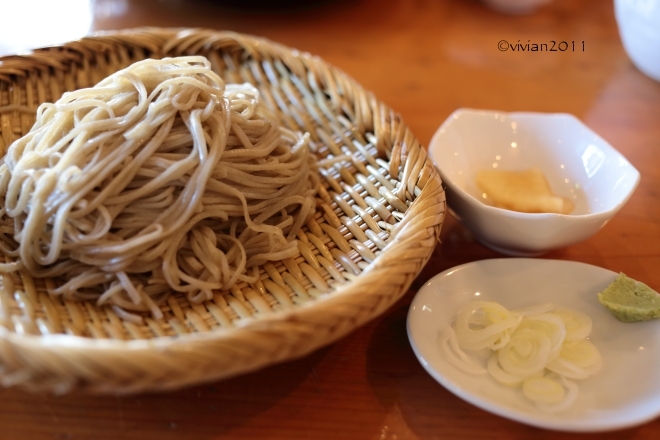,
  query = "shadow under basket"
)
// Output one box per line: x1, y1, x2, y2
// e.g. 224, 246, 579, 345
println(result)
0, 28, 445, 394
